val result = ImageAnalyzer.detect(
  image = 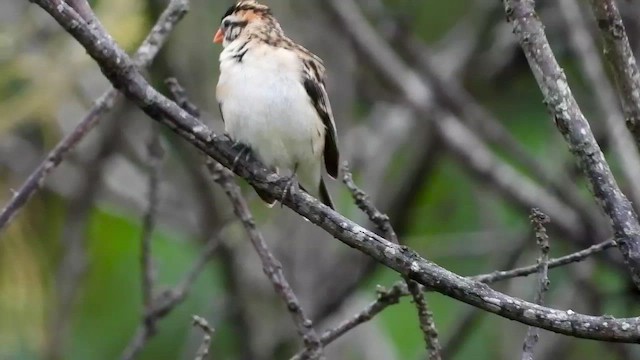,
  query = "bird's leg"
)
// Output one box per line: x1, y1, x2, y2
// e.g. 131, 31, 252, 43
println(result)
280, 163, 300, 207
223, 133, 253, 173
